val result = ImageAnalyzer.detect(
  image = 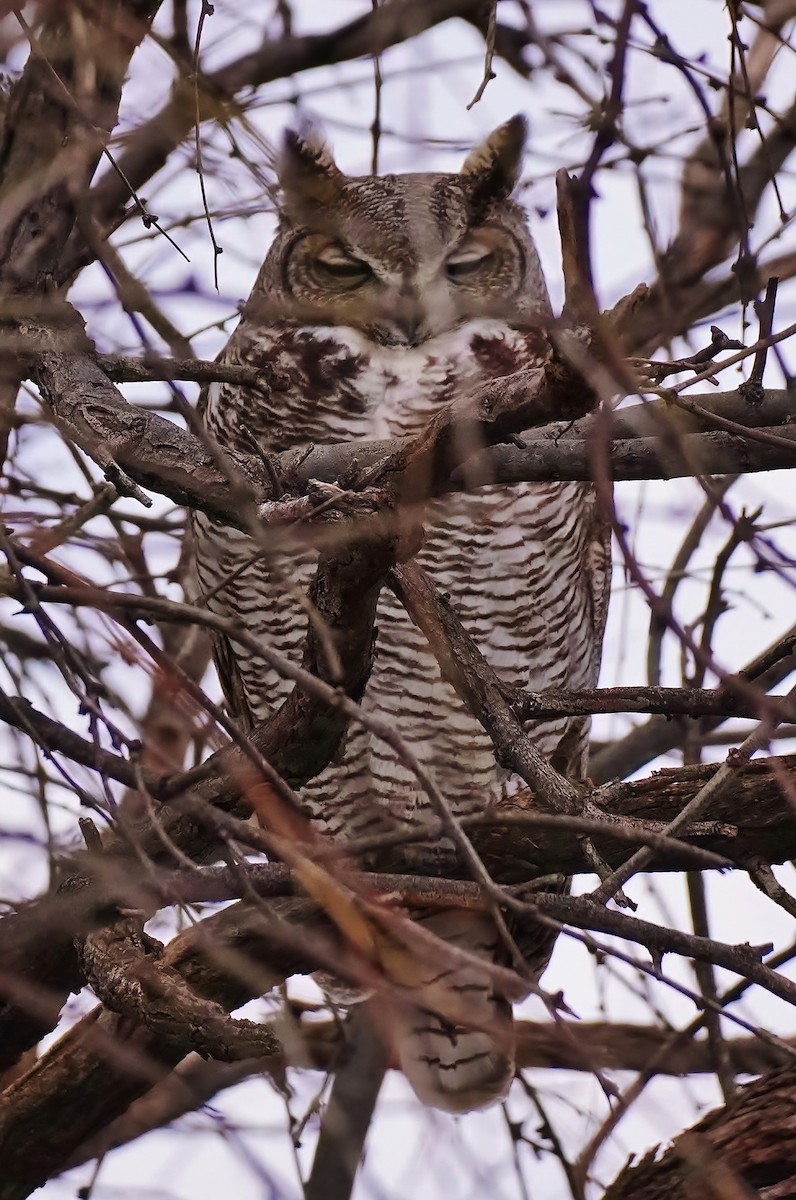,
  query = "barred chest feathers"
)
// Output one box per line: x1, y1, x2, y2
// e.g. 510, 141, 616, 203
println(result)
198, 315, 600, 780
